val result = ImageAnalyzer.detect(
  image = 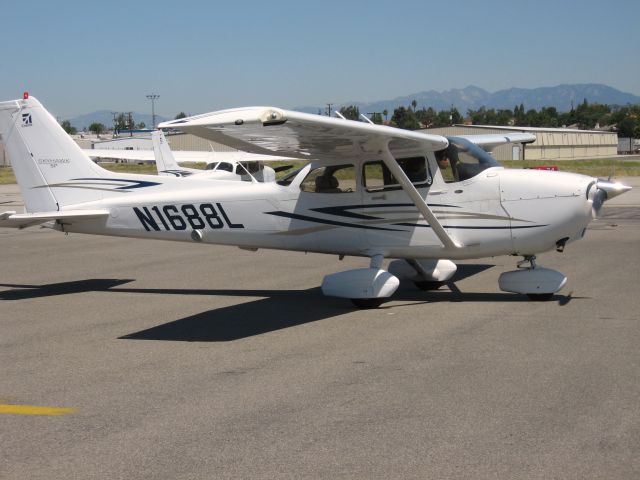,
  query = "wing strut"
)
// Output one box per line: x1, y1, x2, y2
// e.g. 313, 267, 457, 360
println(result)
379, 142, 461, 249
